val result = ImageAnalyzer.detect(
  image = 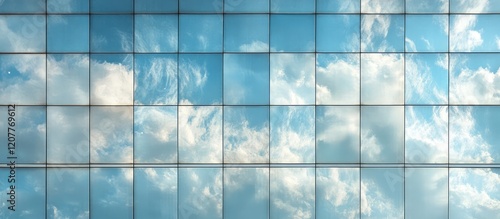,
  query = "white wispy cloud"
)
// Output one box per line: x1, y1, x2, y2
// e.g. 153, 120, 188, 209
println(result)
238, 40, 269, 52
406, 54, 448, 104
405, 37, 417, 52
271, 168, 315, 219
179, 168, 222, 218
316, 54, 359, 104
450, 15, 483, 51
134, 56, 177, 105
361, 54, 404, 104
0, 54, 46, 104
317, 168, 359, 218
361, 0, 403, 13
47, 54, 89, 104
91, 56, 133, 105
270, 54, 315, 105
361, 15, 392, 51
361, 175, 403, 218
135, 15, 177, 52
